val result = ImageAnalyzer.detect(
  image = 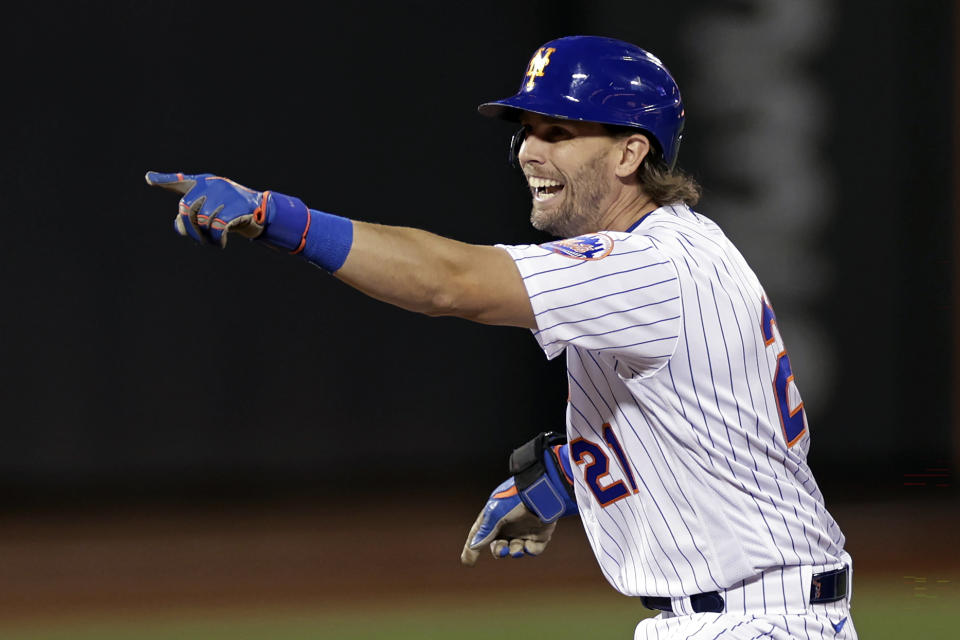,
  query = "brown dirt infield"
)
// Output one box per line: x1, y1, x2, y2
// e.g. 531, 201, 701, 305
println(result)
0, 495, 954, 624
